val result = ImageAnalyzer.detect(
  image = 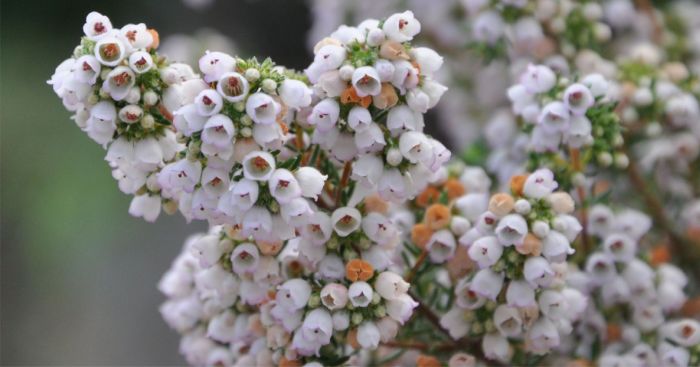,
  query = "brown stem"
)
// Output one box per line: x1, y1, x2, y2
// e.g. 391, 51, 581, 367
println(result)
404, 250, 428, 283
569, 148, 592, 256
634, 0, 663, 45
335, 161, 353, 207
